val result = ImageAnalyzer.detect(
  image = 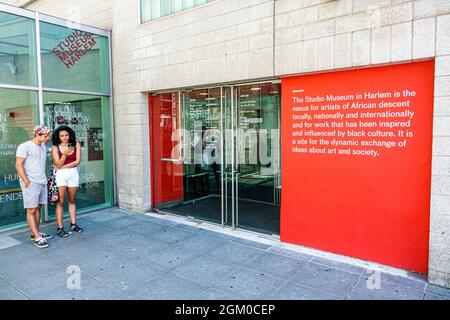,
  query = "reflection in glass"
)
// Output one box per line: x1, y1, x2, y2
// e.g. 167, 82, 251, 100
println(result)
43, 92, 113, 217
0, 11, 37, 87
0, 88, 38, 227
